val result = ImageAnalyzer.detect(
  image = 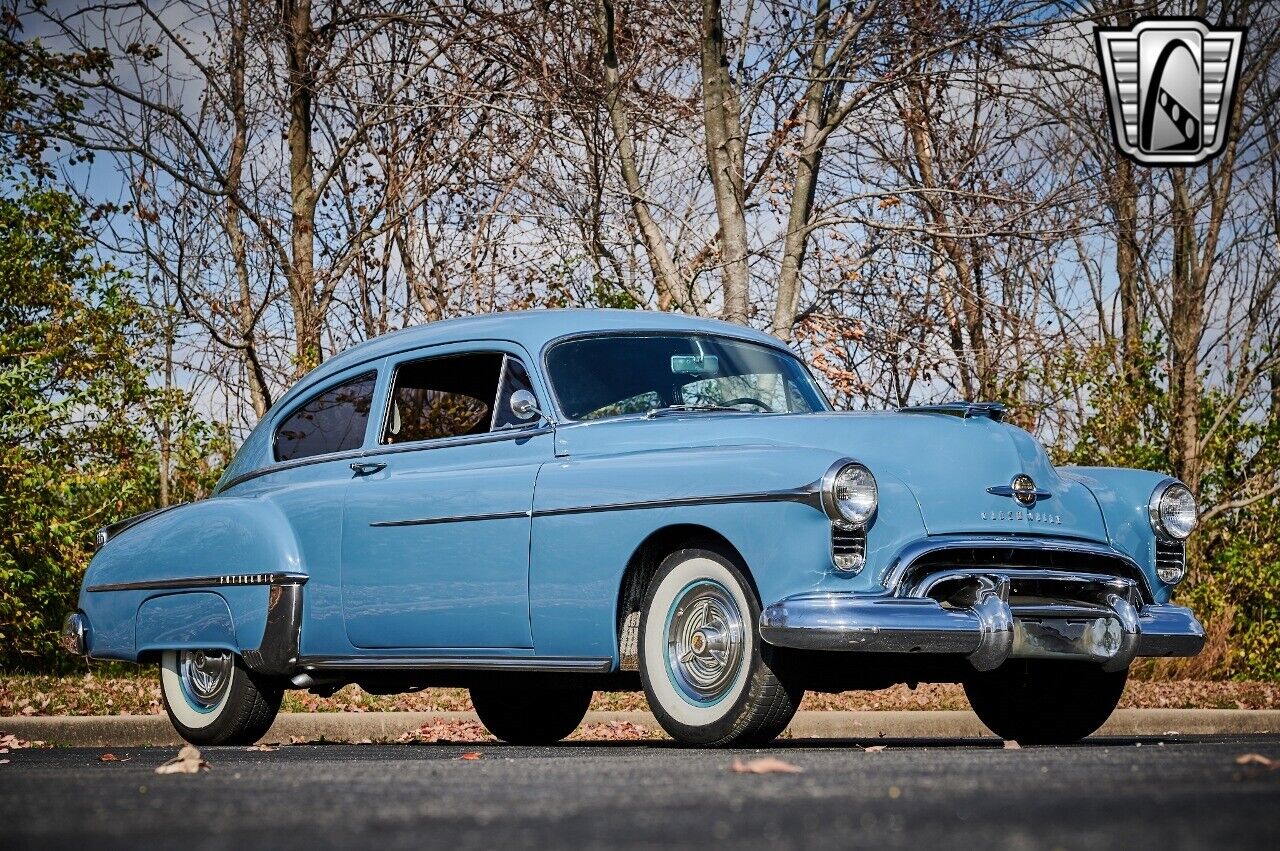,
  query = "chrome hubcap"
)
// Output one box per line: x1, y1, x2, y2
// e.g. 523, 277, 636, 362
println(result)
666, 581, 745, 704
178, 650, 232, 708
